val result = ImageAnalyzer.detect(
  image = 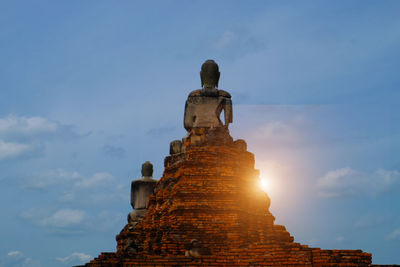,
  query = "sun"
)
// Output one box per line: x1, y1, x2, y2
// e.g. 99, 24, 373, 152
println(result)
260, 177, 270, 193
